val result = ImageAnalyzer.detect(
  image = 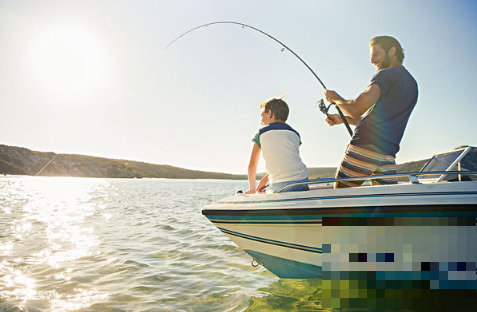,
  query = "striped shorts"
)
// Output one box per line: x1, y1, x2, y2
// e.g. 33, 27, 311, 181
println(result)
335, 144, 398, 188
